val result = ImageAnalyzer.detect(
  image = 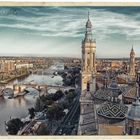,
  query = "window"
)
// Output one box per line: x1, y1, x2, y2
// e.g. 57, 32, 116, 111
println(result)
136, 128, 139, 135
87, 82, 90, 91
129, 127, 133, 135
